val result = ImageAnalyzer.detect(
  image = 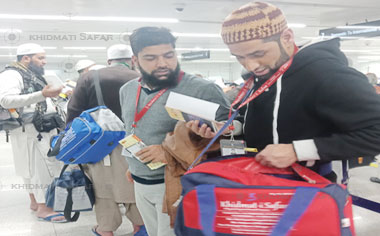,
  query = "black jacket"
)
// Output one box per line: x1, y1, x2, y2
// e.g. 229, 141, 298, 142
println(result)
243, 38, 380, 170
